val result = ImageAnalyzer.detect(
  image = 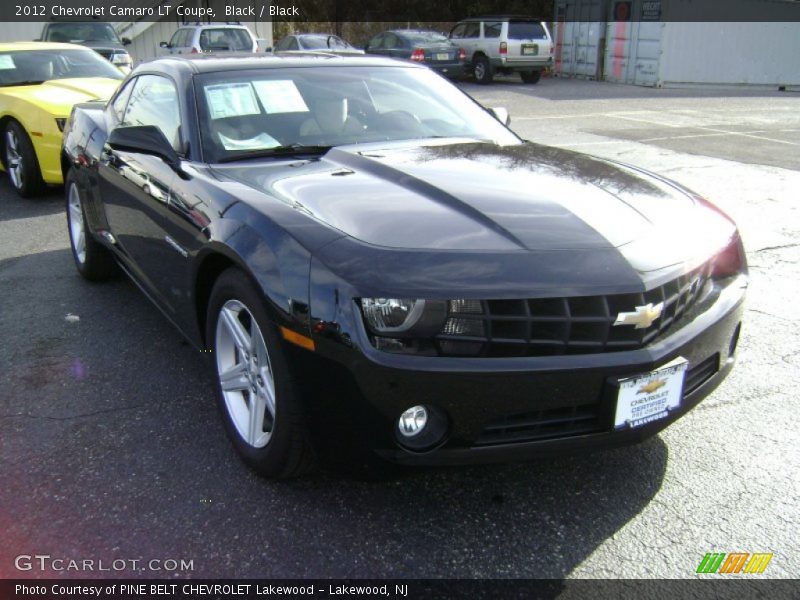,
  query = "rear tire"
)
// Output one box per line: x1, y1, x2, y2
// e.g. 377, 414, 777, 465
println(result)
65, 169, 116, 281
207, 268, 315, 479
4, 120, 45, 198
520, 70, 542, 84
473, 56, 494, 84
